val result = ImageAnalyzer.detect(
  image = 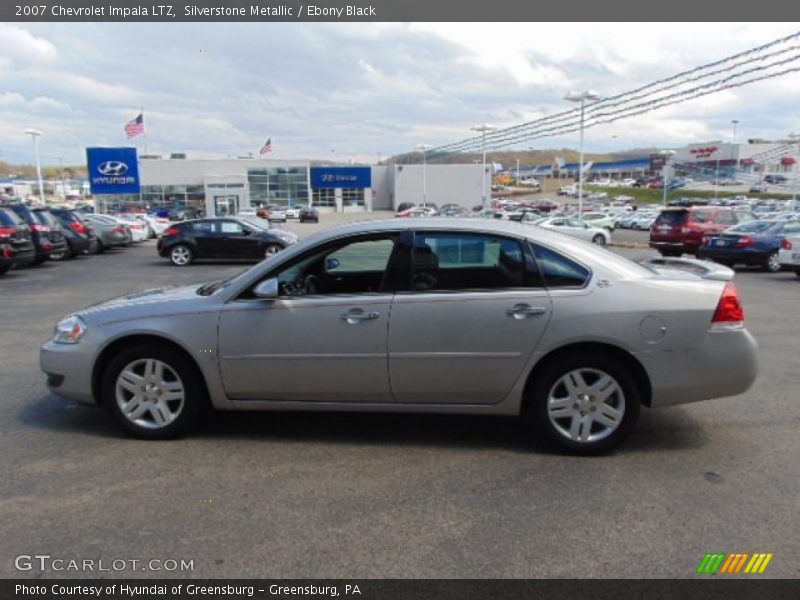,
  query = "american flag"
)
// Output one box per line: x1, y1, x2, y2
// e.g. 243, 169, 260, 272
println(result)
259, 138, 272, 155
124, 113, 145, 138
